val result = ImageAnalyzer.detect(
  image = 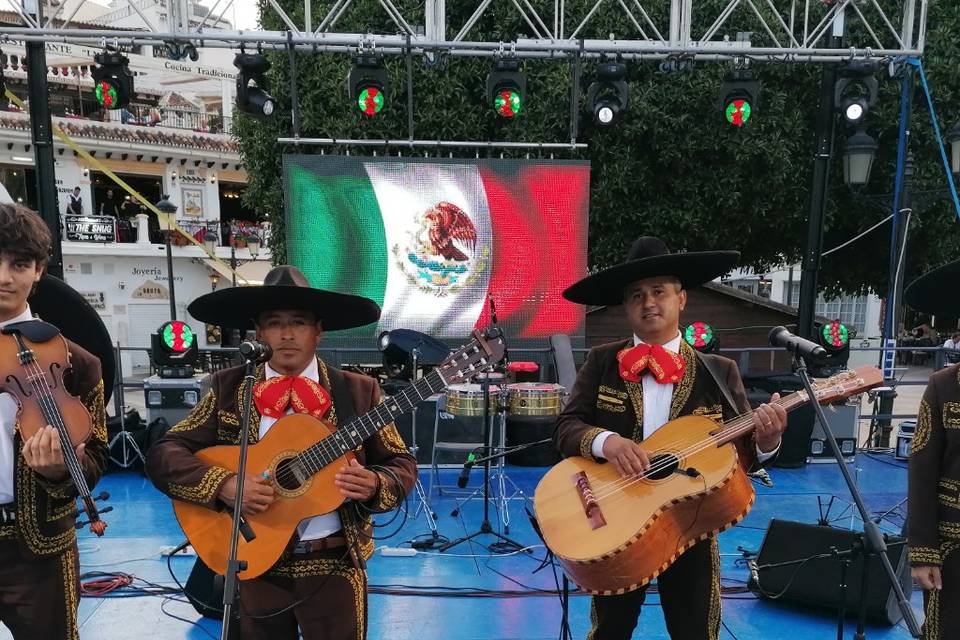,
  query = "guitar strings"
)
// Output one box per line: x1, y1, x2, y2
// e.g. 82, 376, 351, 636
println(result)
583, 377, 847, 501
